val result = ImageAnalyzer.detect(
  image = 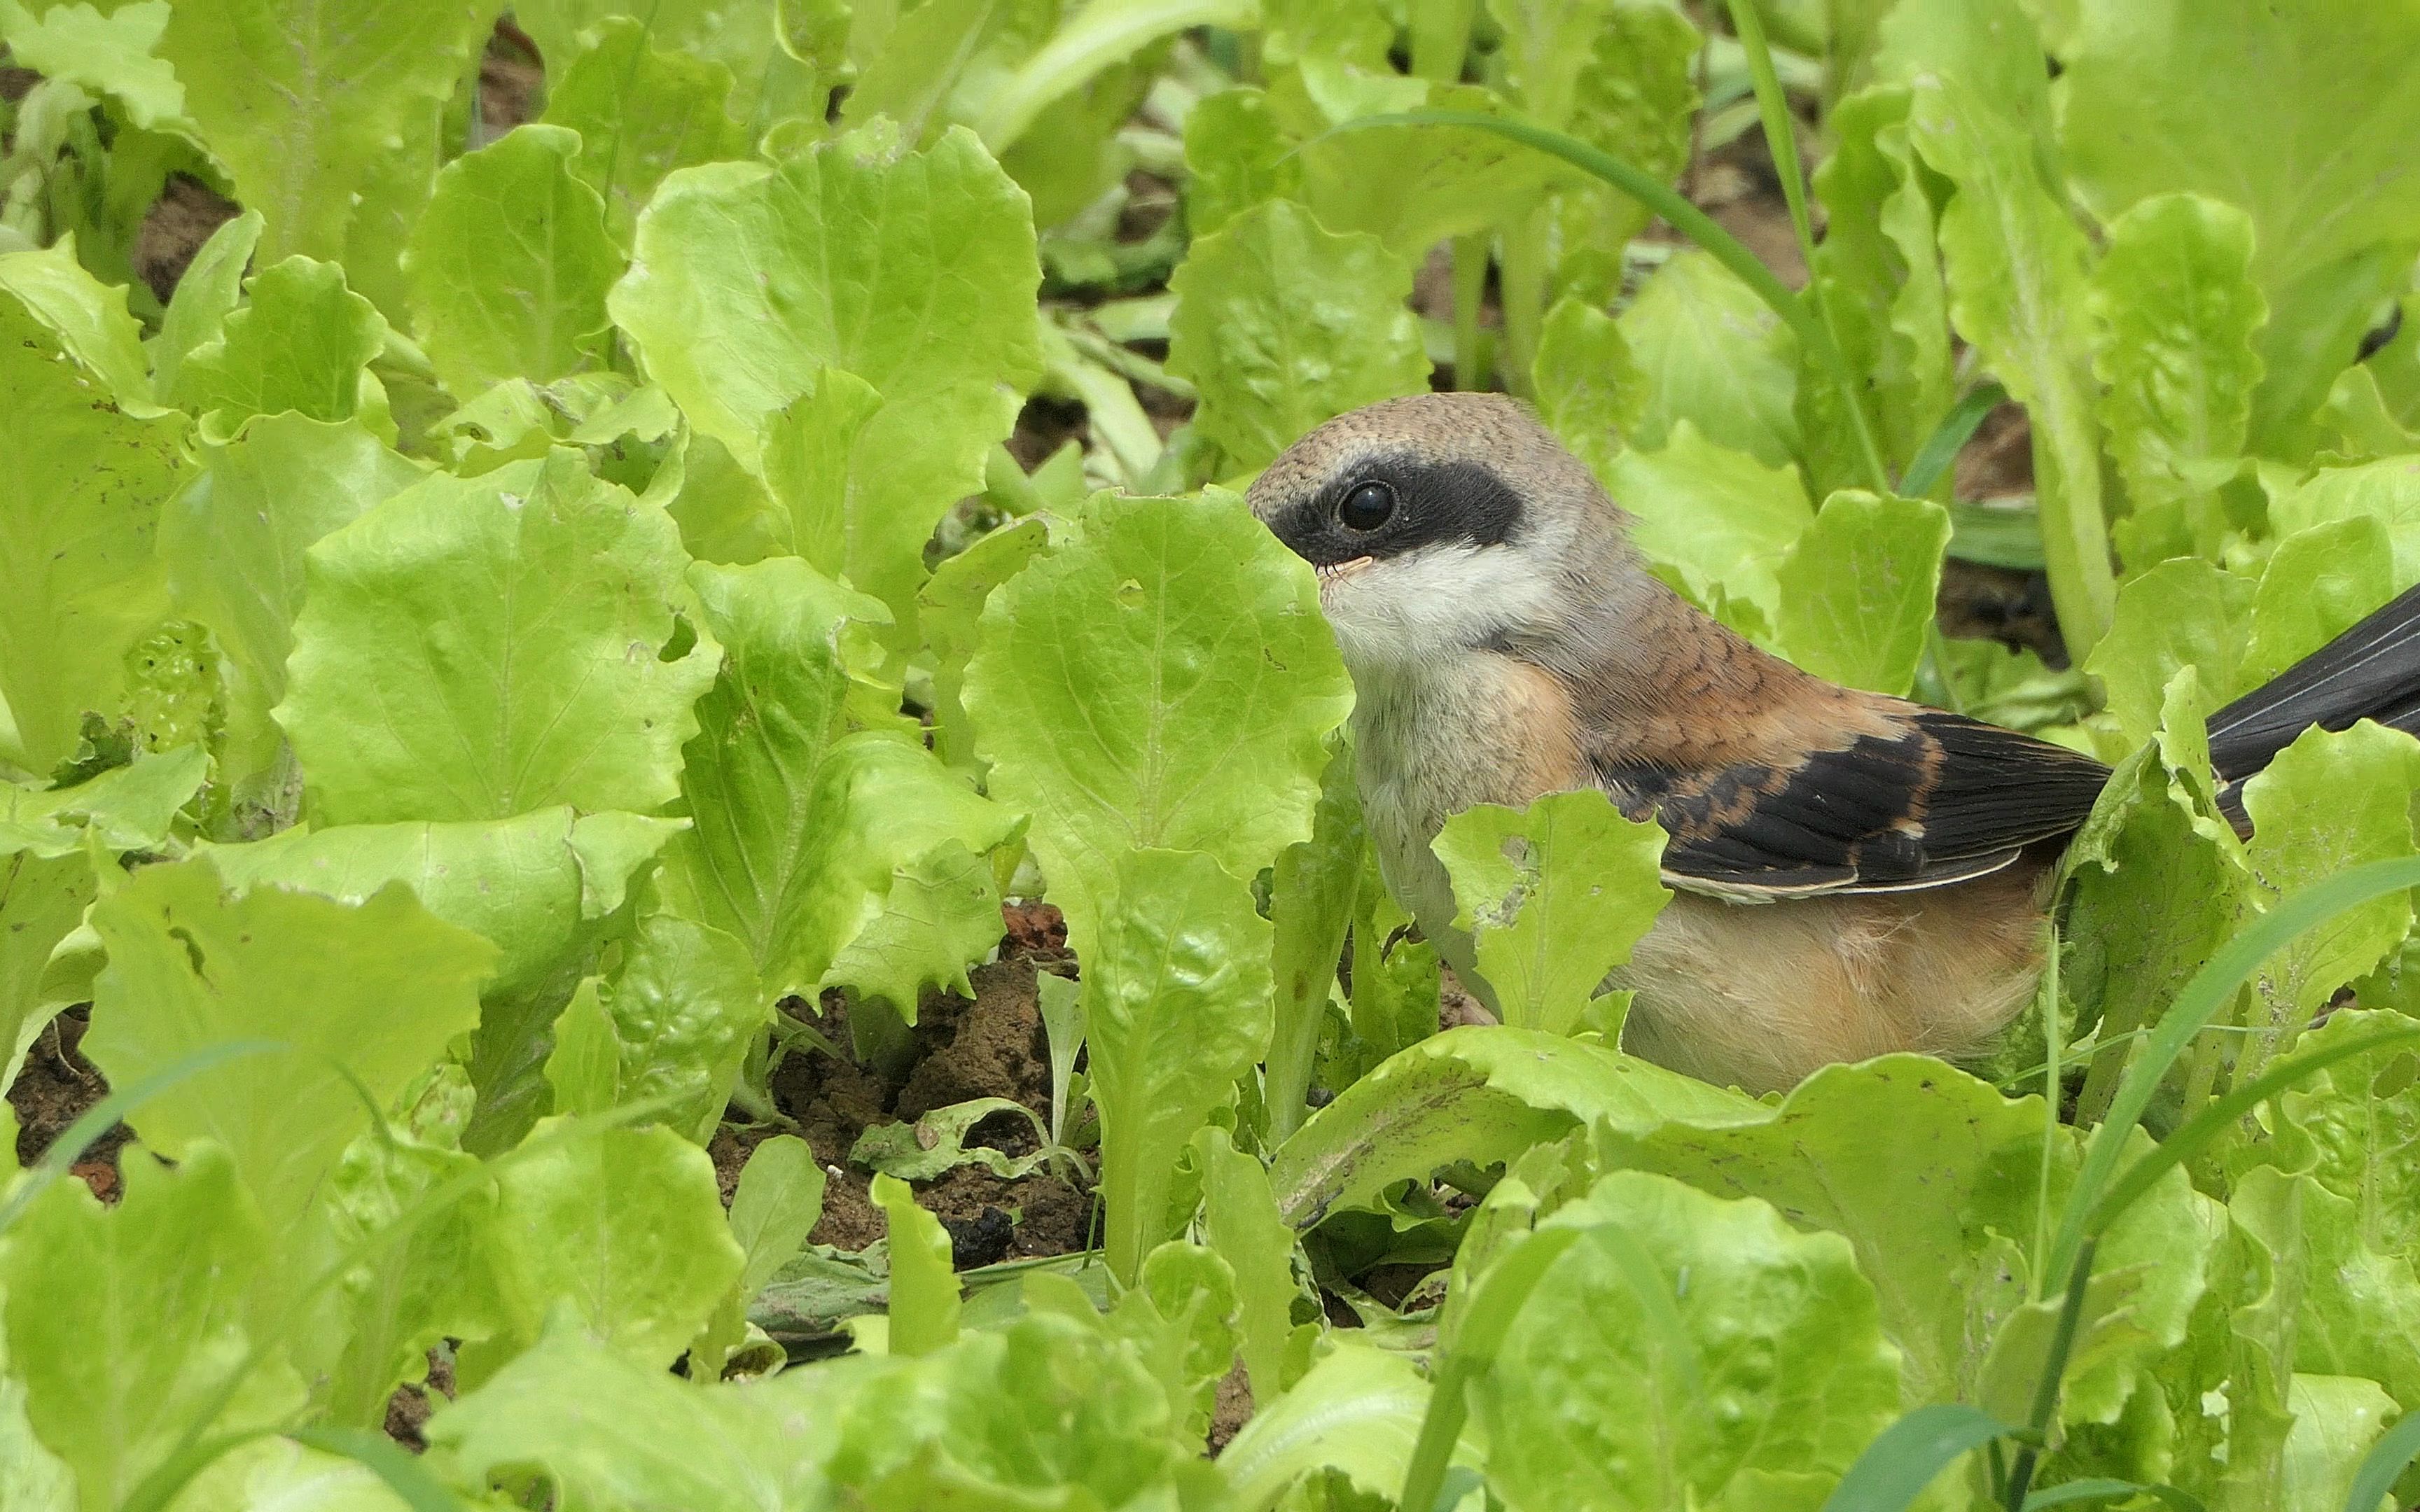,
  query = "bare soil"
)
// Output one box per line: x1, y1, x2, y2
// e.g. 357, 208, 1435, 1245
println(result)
7, 1007, 124, 1200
